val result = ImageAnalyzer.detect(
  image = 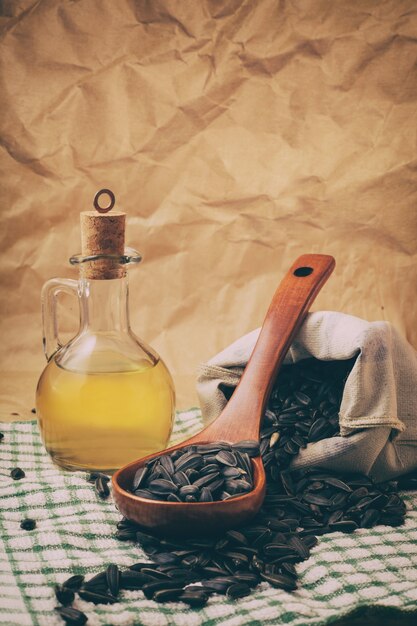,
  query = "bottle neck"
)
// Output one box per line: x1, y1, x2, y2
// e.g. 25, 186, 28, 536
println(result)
79, 276, 130, 333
